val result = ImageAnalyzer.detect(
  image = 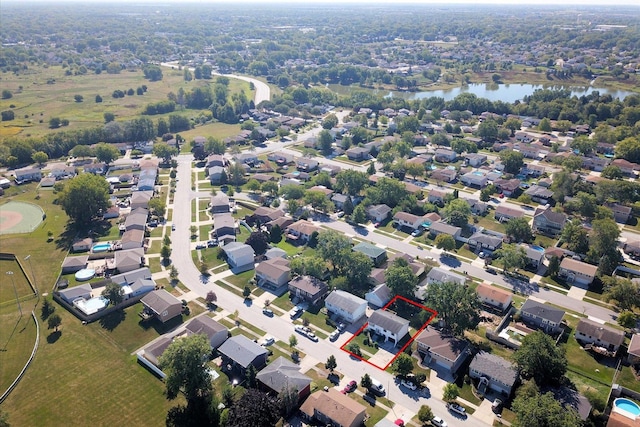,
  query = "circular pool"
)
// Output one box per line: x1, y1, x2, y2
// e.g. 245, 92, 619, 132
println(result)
75, 268, 96, 281
614, 398, 640, 420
